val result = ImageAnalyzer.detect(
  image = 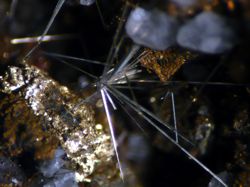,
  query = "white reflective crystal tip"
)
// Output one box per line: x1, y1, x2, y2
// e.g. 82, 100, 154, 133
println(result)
177, 11, 236, 54
80, 0, 95, 6
125, 7, 179, 50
